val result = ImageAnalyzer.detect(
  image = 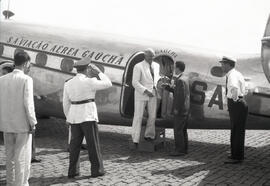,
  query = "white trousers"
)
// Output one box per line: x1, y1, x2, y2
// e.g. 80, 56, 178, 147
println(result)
132, 96, 157, 143
4, 132, 32, 186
